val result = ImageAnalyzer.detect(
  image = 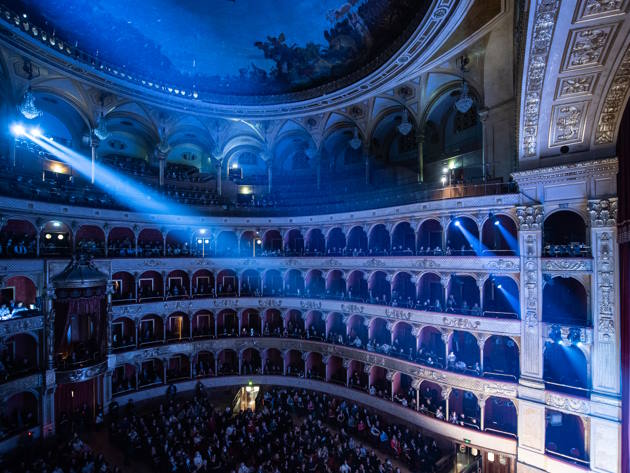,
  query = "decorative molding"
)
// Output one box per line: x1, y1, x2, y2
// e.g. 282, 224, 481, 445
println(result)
512, 157, 618, 186
0, 373, 42, 401
442, 317, 481, 330
541, 258, 593, 272
595, 43, 630, 144
575, 0, 628, 22
555, 73, 599, 99
589, 198, 618, 227
549, 101, 589, 146
516, 205, 544, 231
545, 392, 590, 415
56, 359, 109, 383
0, 315, 44, 337
562, 25, 618, 72
521, 0, 562, 158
